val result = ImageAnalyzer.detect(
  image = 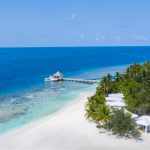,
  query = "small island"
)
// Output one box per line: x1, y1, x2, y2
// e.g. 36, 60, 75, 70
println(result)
86, 62, 150, 138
